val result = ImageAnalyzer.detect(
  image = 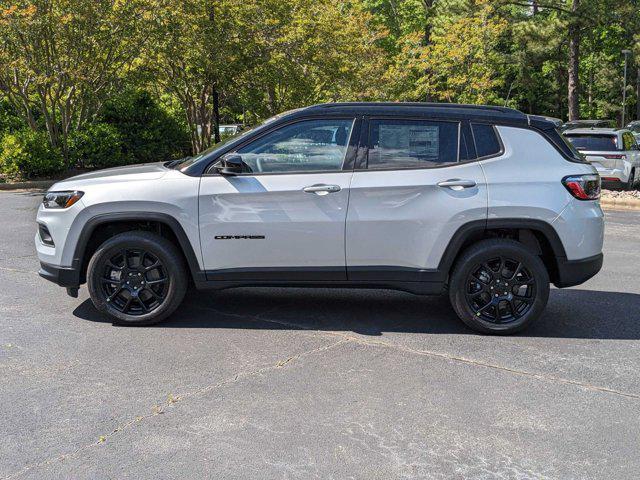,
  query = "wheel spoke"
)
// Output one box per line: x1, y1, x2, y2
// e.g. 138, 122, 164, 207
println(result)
144, 261, 161, 272
122, 296, 133, 313
136, 297, 149, 313
106, 286, 124, 302
145, 277, 167, 286
509, 262, 523, 280
144, 287, 162, 301
513, 294, 533, 304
